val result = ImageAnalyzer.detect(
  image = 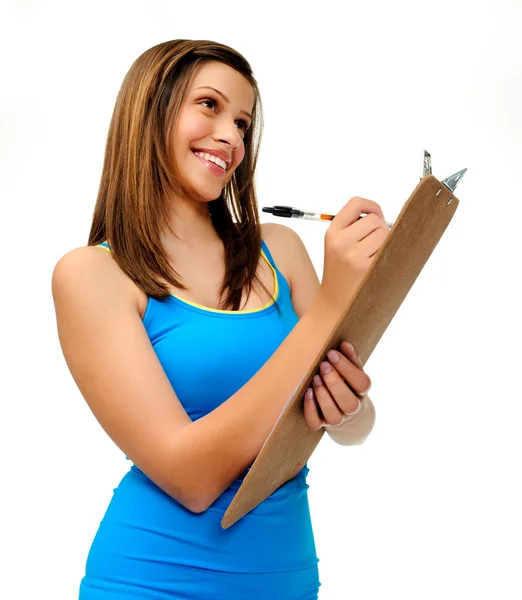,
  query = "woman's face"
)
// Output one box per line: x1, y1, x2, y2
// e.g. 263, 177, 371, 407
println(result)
171, 61, 255, 204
